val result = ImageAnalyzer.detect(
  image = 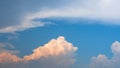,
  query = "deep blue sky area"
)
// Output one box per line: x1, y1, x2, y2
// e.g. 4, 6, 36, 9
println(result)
1, 0, 120, 68
3, 21, 119, 61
